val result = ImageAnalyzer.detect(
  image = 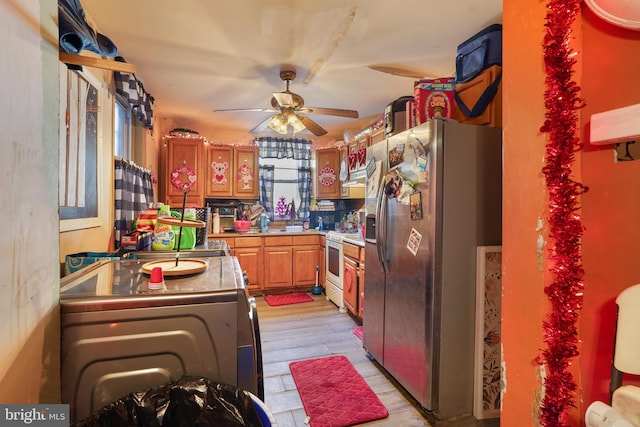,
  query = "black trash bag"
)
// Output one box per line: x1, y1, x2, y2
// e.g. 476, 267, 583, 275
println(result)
73, 376, 265, 427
